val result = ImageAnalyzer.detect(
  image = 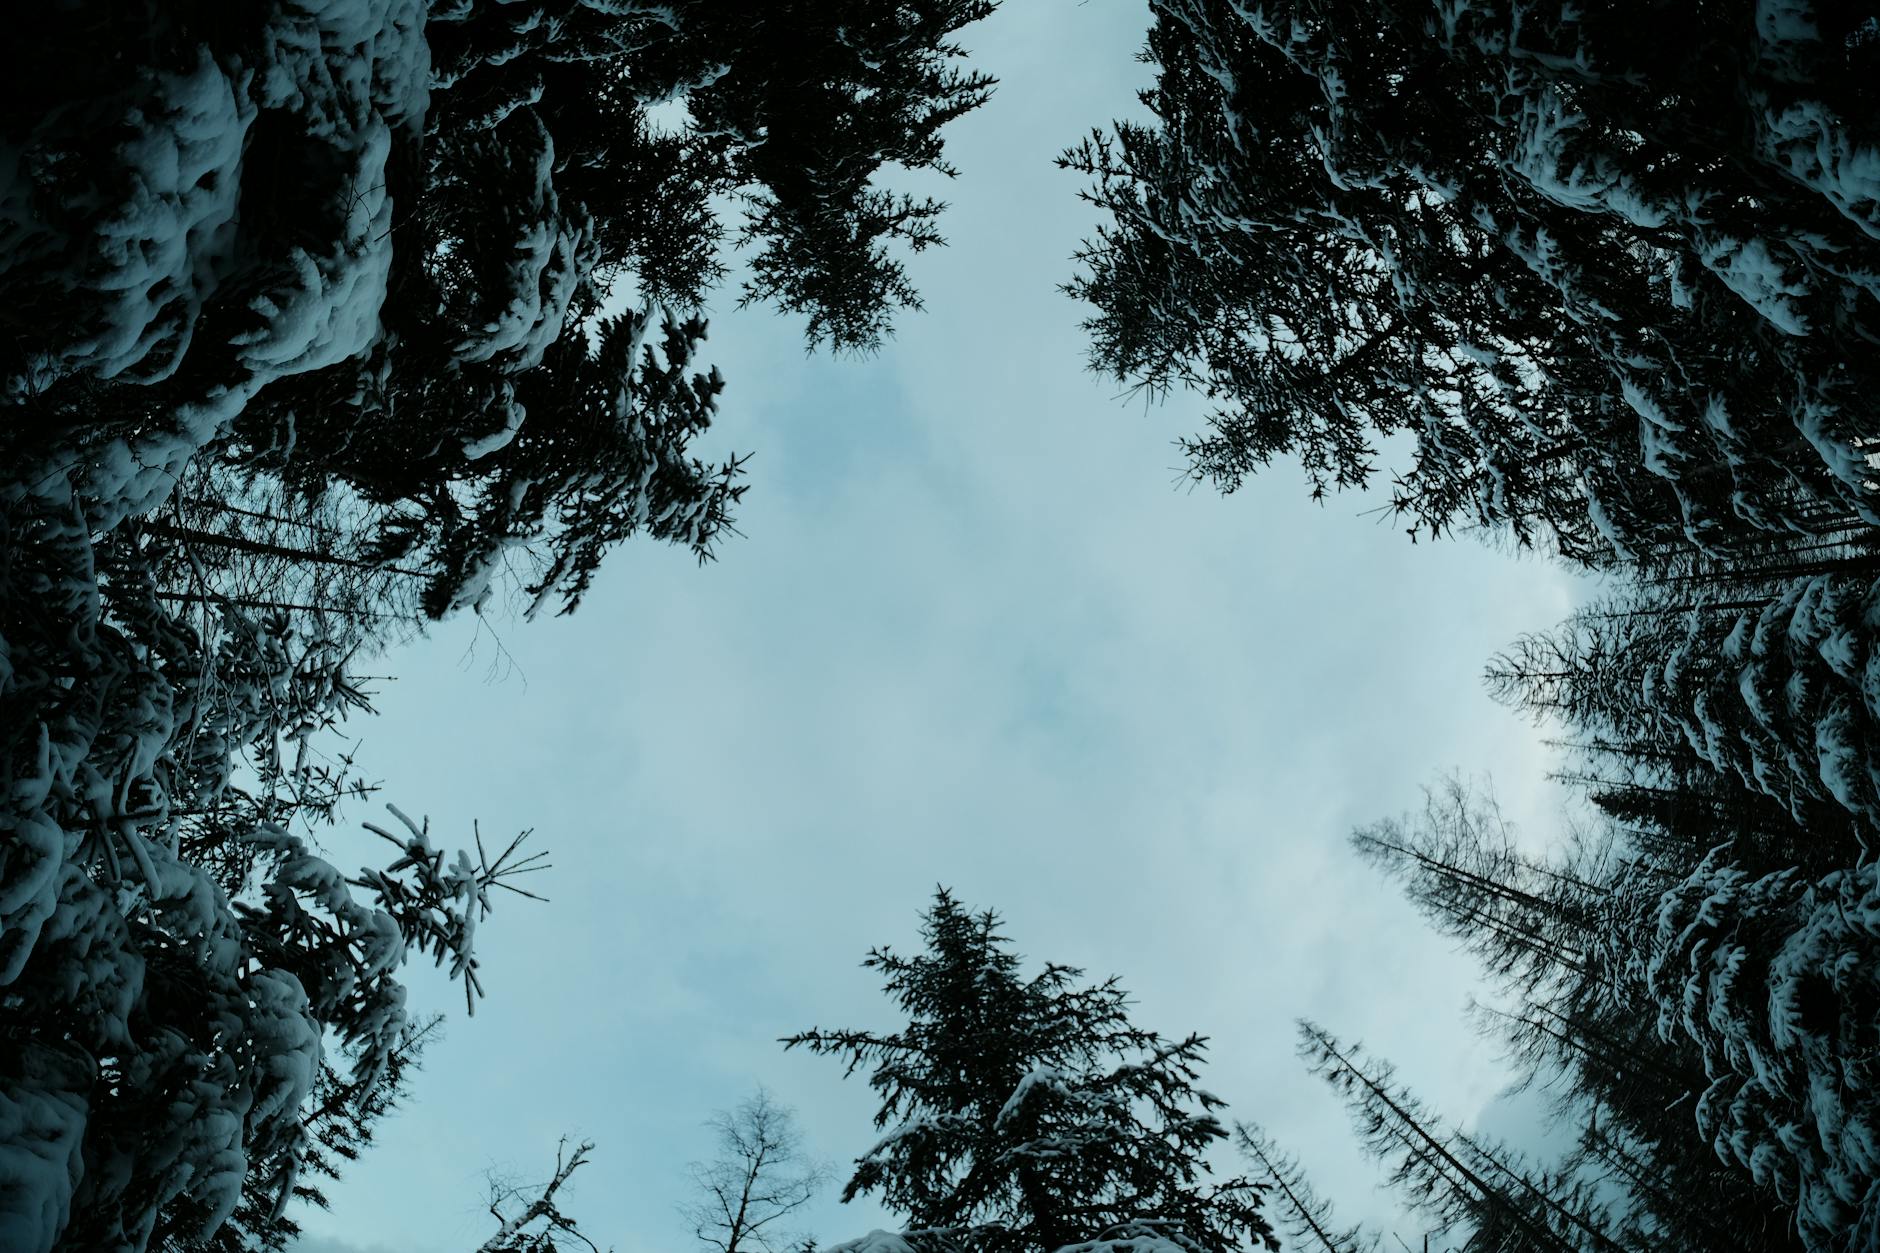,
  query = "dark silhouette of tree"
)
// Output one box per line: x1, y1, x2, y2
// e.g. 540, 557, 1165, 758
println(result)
1350, 779, 1610, 1001
1486, 572, 1880, 860
1067, 0, 1880, 563
786, 889, 1275, 1253
0, 5, 1002, 1249
1338, 771, 1820, 1251
682, 1088, 830, 1253
1233, 1123, 1380, 1253
1297, 1023, 1626, 1253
